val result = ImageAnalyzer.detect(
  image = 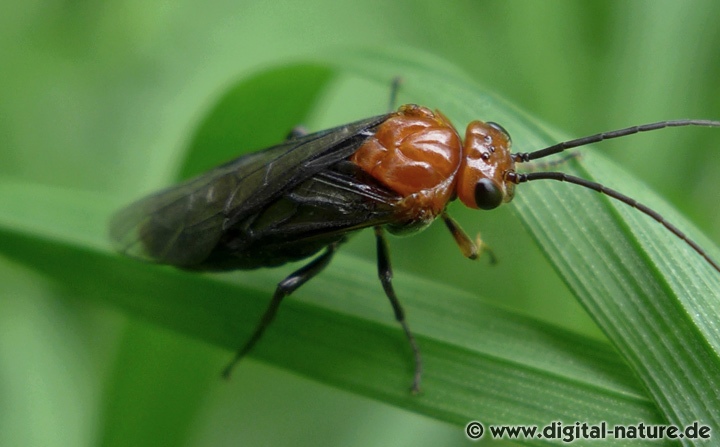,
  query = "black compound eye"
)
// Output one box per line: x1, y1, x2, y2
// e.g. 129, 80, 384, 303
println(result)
474, 178, 504, 210
486, 121, 512, 143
